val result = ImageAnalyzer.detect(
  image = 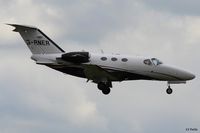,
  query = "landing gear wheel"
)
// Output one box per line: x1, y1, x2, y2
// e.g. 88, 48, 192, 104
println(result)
97, 82, 111, 95
166, 87, 173, 94
97, 82, 106, 90
102, 88, 111, 95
